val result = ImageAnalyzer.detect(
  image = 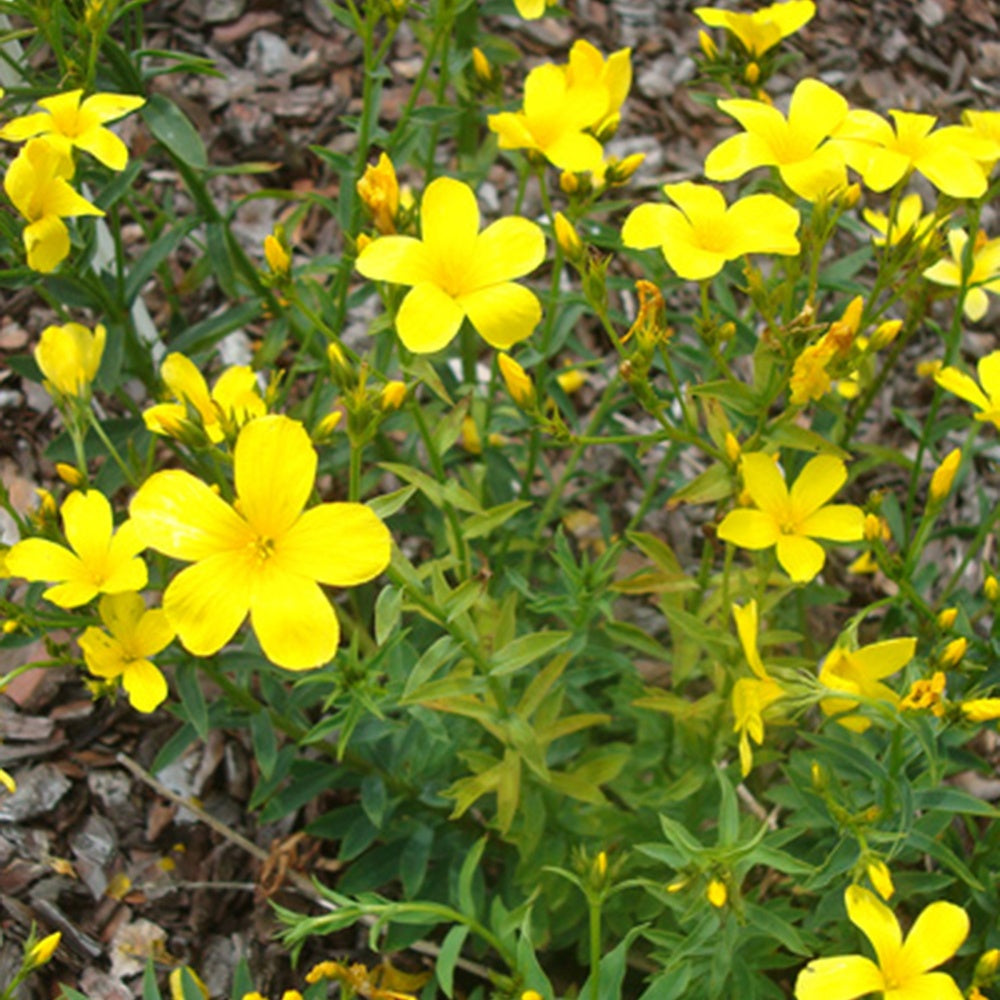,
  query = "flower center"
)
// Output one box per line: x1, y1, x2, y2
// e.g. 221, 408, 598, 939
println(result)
251, 536, 275, 563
